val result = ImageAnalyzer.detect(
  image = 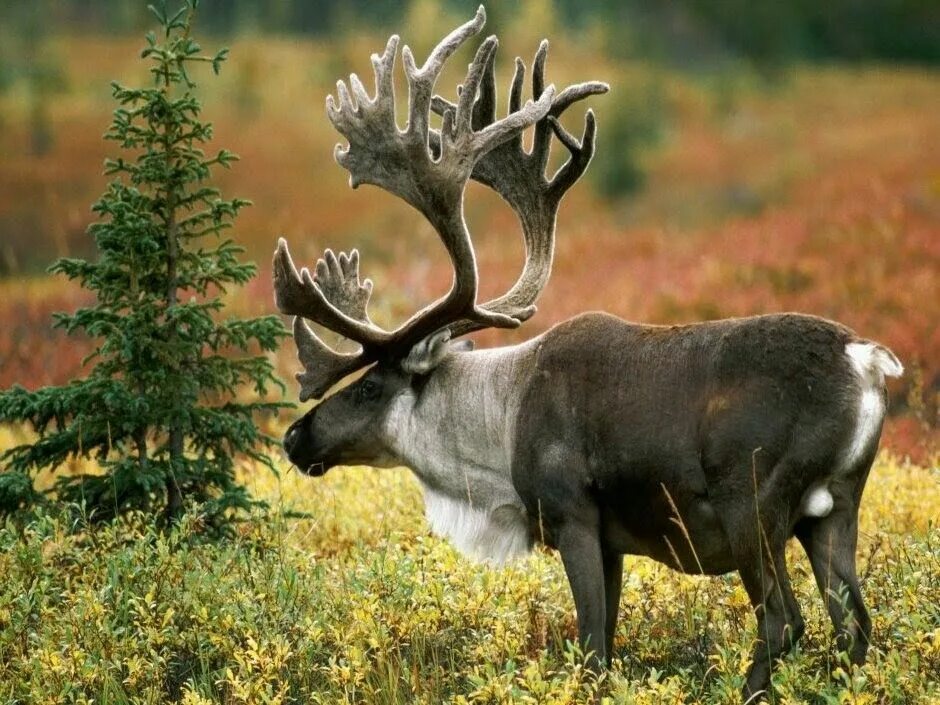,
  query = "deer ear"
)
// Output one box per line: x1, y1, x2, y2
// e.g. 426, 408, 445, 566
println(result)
402, 329, 458, 374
